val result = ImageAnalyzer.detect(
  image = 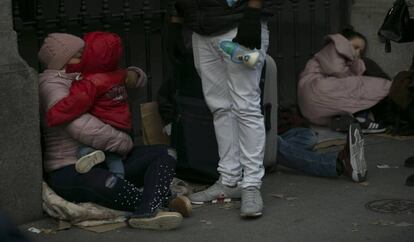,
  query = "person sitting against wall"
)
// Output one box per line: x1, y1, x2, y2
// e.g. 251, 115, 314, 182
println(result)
298, 28, 392, 134
38, 33, 191, 230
